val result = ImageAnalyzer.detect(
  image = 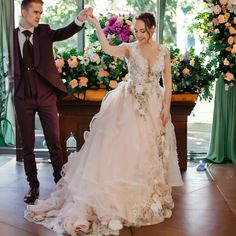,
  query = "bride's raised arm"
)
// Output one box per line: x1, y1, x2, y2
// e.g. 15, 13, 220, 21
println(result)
86, 15, 129, 58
